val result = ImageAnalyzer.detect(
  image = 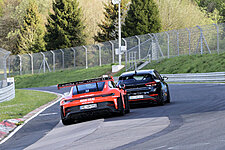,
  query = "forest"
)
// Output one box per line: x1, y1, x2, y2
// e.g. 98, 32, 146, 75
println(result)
0, 0, 224, 55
